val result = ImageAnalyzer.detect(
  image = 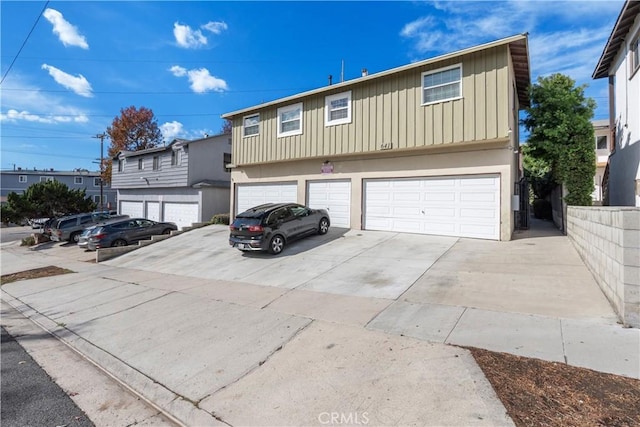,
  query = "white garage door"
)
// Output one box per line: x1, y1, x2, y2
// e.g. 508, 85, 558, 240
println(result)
364, 175, 500, 240
236, 183, 297, 214
307, 180, 351, 228
164, 203, 199, 230
120, 201, 144, 218
147, 202, 160, 222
